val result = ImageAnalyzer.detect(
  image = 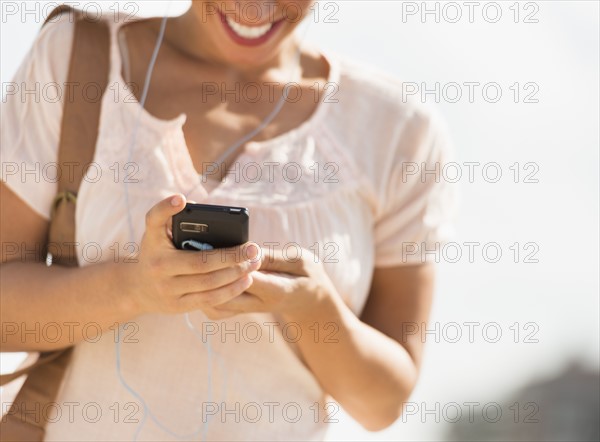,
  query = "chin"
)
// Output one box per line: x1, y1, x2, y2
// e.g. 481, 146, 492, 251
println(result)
221, 50, 280, 68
